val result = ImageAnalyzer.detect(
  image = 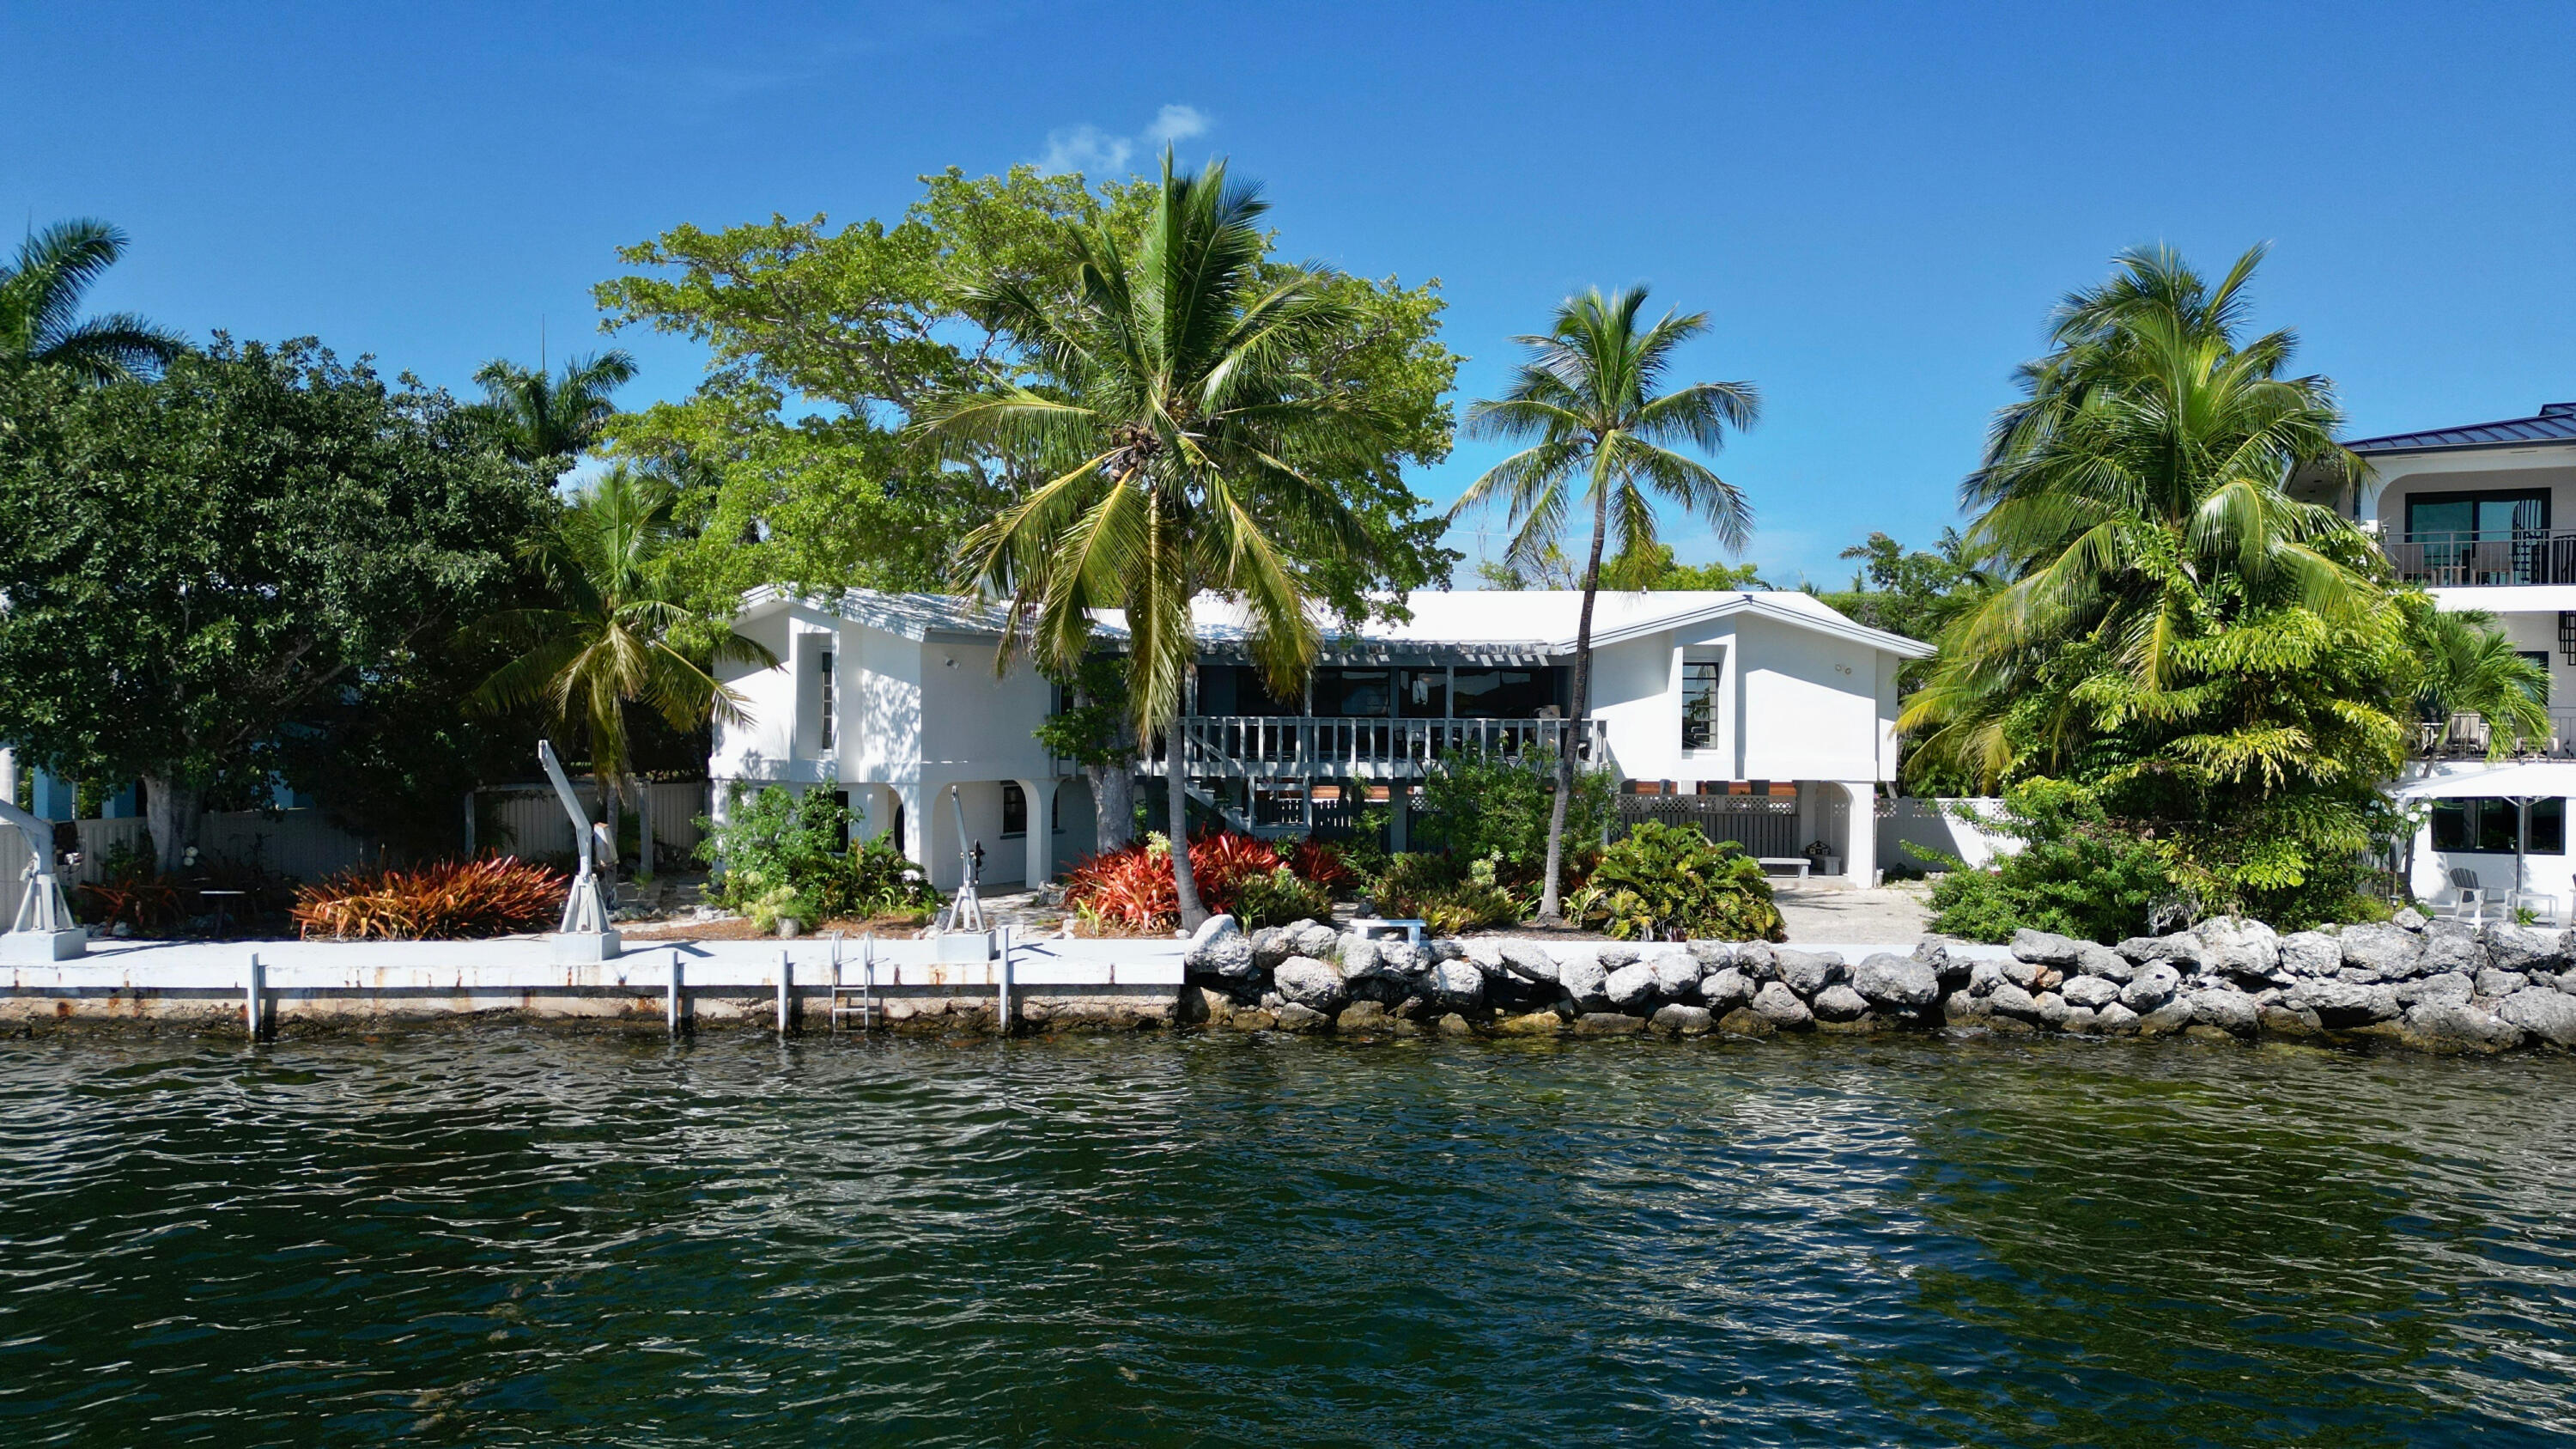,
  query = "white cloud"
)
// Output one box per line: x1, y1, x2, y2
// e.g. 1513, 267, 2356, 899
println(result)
1036, 104, 1210, 176
1142, 103, 1207, 144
